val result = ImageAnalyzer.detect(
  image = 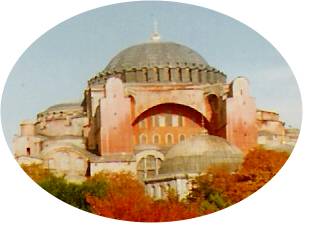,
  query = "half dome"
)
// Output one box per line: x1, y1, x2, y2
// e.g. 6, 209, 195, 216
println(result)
159, 135, 243, 175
